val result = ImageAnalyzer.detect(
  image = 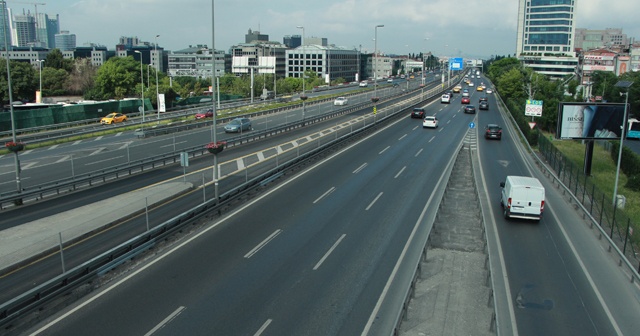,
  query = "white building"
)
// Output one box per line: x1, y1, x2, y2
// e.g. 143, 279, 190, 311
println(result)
367, 53, 392, 79
167, 45, 224, 79
286, 44, 359, 83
